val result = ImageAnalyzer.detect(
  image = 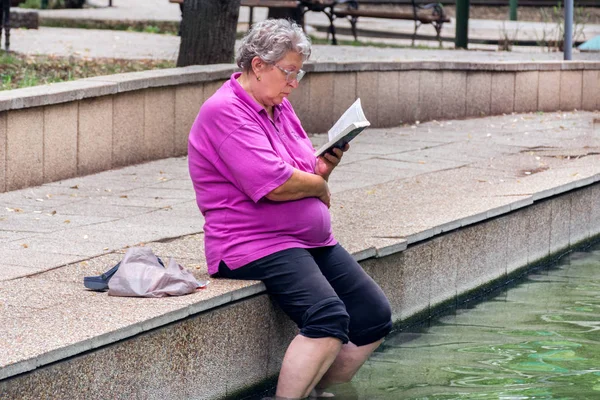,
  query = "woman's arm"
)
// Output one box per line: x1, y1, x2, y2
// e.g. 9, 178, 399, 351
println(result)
266, 169, 331, 208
